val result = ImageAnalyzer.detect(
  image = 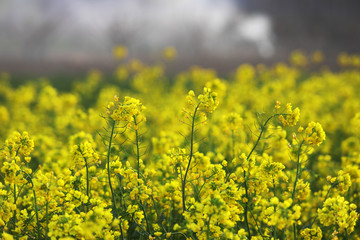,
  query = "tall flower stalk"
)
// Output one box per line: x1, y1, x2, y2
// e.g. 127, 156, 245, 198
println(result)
70, 132, 99, 213
106, 119, 119, 217
225, 102, 300, 238
291, 121, 326, 239
182, 103, 200, 212
104, 95, 146, 239
181, 88, 219, 212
